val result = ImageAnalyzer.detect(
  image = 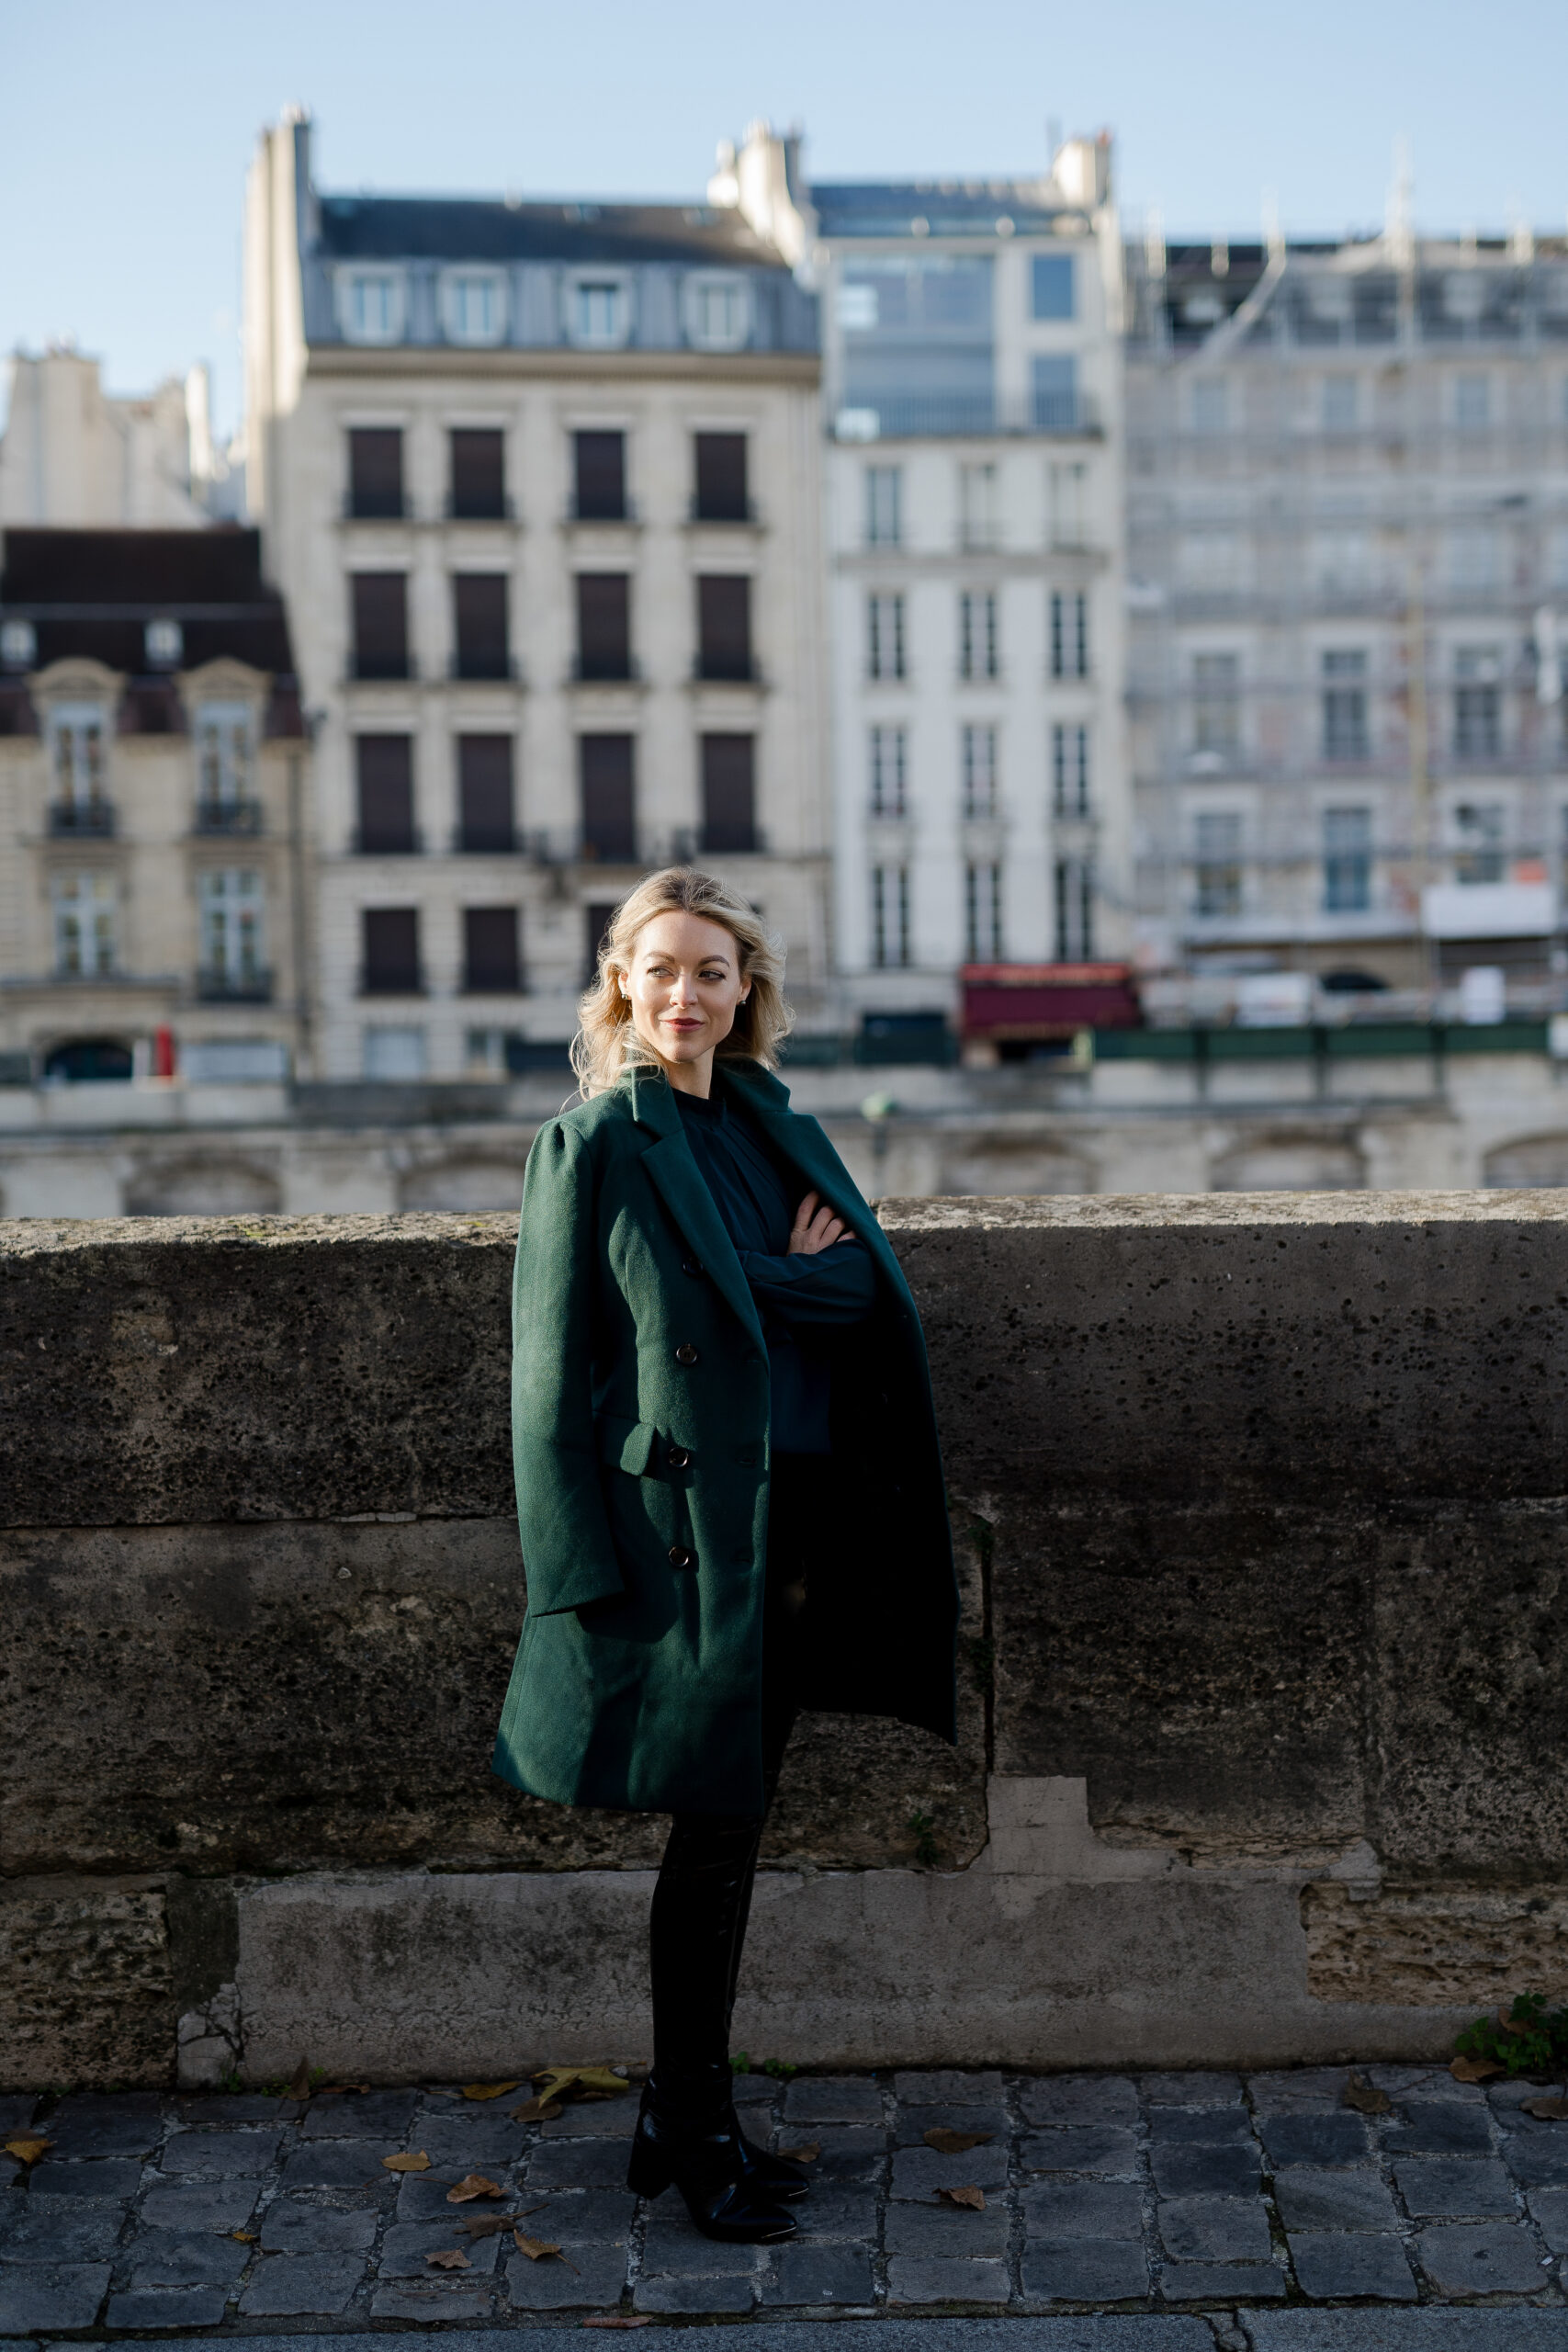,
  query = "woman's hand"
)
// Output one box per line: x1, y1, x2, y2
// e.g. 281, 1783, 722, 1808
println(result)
788, 1190, 848, 1256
